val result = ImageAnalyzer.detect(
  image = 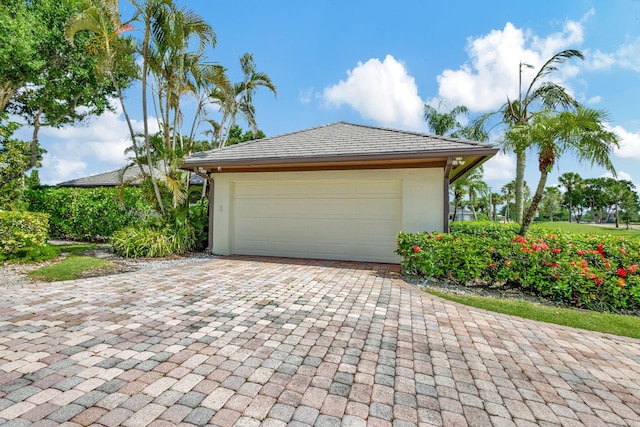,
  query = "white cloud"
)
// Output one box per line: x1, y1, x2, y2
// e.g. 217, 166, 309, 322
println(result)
586, 95, 601, 104
436, 19, 586, 112
611, 125, 640, 161
617, 38, 640, 72
323, 55, 425, 130
298, 87, 313, 104
482, 151, 516, 181
37, 99, 160, 184
585, 38, 640, 72
41, 156, 87, 183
